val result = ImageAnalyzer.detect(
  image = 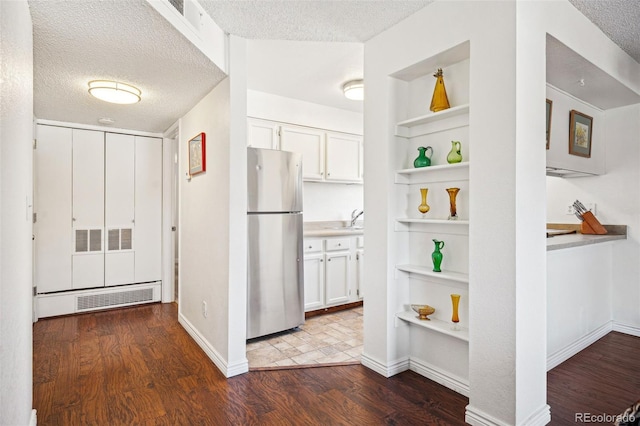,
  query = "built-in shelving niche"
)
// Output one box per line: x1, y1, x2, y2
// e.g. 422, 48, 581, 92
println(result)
390, 40, 472, 385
